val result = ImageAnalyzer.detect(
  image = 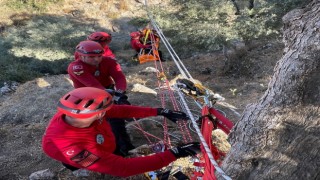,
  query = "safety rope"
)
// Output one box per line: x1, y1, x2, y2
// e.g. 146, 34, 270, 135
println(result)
174, 86, 232, 180
141, 24, 194, 145
143, 1, 192, 79
131, 118, 153, 144
126, 118, 184, 144
154, 61, 193, 145
149, 19, 193, 80
143, 1, 232, 179
130, 28, 194, 146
